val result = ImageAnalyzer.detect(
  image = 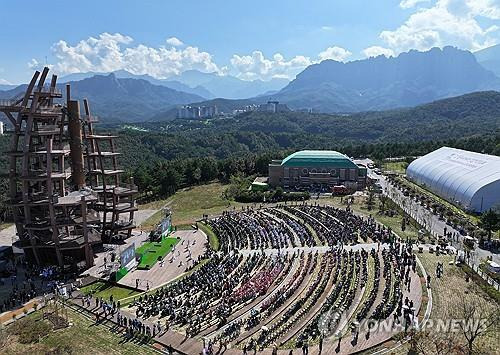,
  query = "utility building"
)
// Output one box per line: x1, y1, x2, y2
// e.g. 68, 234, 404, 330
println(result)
268, 150, 367, 190
406, 147, 500, 213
